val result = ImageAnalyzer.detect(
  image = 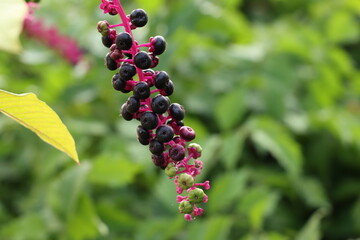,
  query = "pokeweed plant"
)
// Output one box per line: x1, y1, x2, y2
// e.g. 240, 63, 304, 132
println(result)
98, 0, 210, 221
